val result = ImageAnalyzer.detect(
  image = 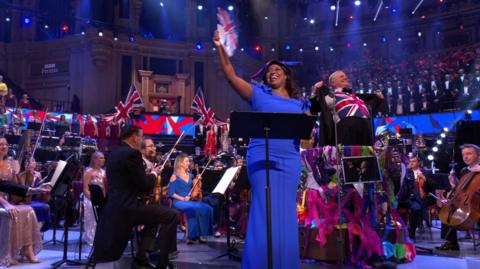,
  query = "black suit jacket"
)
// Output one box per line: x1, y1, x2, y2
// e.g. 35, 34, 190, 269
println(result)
0, 180, 28, 197
93, 143, 156, 262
